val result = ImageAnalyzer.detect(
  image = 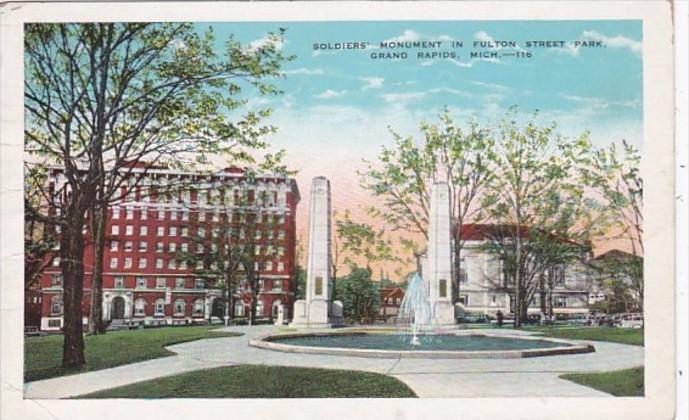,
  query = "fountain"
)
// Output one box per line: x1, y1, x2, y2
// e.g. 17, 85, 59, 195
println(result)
397, 273, 432, 346
250, 179, 594, 358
